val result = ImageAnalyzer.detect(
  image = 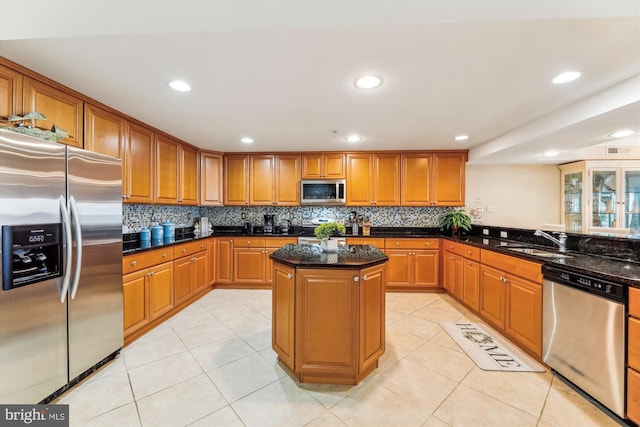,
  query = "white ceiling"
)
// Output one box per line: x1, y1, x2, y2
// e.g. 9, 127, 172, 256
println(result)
1, 0, 639, 164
